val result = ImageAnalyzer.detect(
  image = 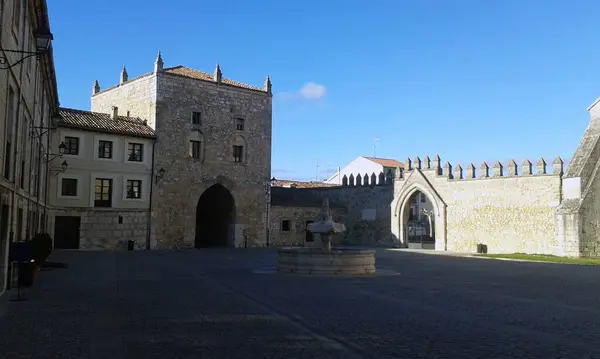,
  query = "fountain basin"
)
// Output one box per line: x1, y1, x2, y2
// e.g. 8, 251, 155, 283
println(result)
277, 246, 376, 275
